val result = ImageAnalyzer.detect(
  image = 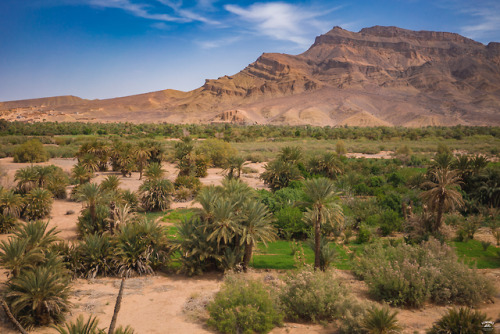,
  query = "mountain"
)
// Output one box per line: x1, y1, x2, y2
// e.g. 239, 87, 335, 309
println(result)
1, 26, 500, 126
